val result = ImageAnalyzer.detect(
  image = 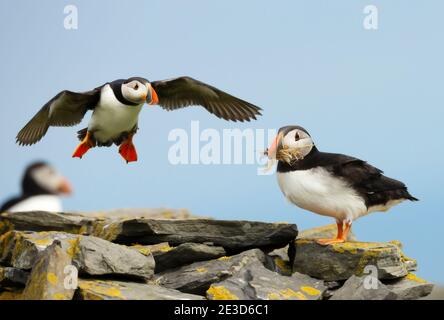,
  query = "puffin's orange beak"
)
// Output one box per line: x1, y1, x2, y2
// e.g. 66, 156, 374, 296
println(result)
267, 132, 283, 159
146, 83, 159, 105
58, 178, 73, 195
